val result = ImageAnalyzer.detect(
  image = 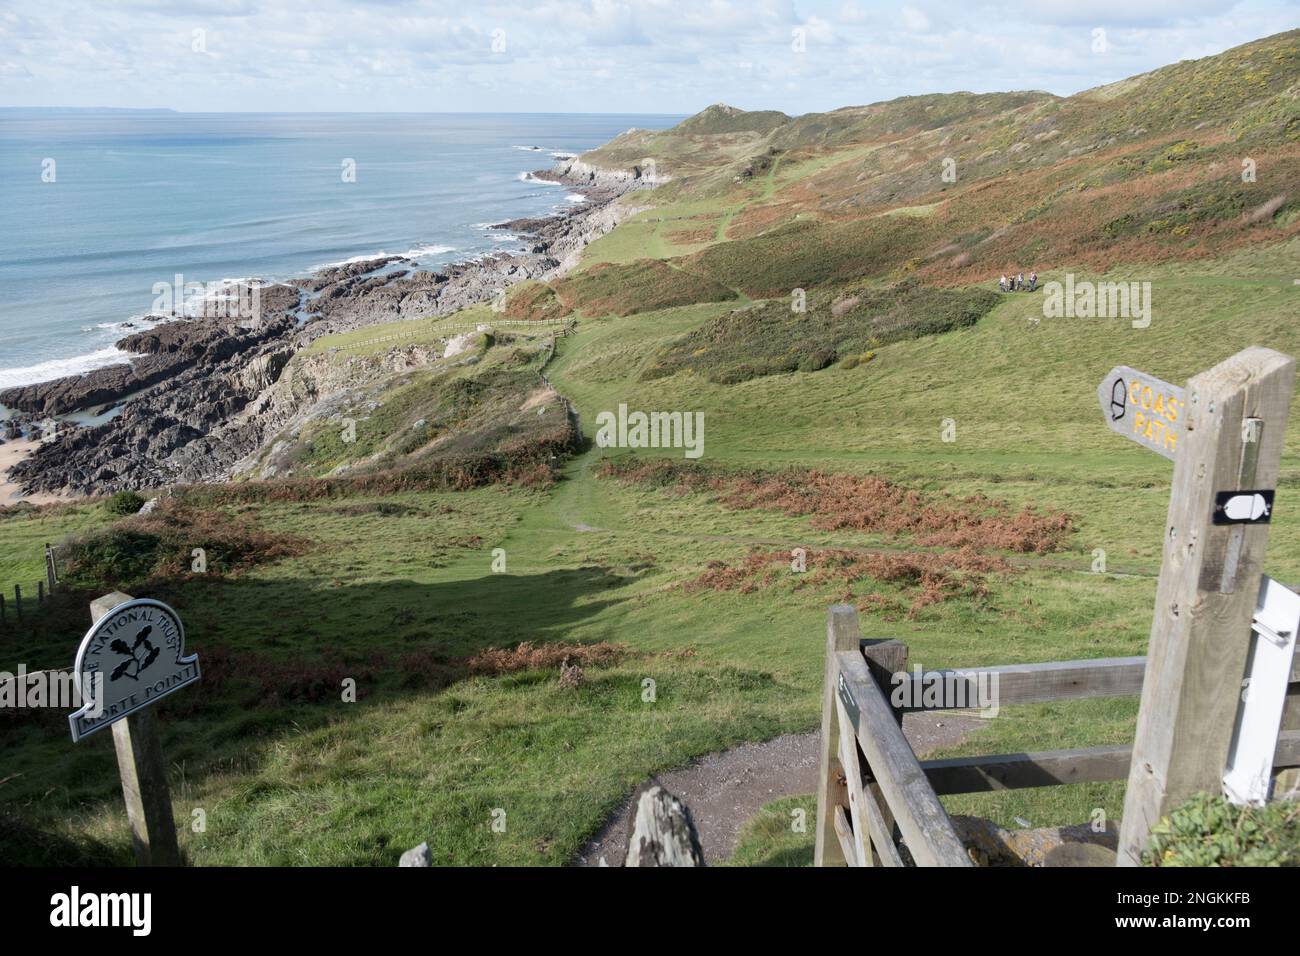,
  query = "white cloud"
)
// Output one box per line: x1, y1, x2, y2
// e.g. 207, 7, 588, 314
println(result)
900, 5, 930, 32
0, 0, 1289, 113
